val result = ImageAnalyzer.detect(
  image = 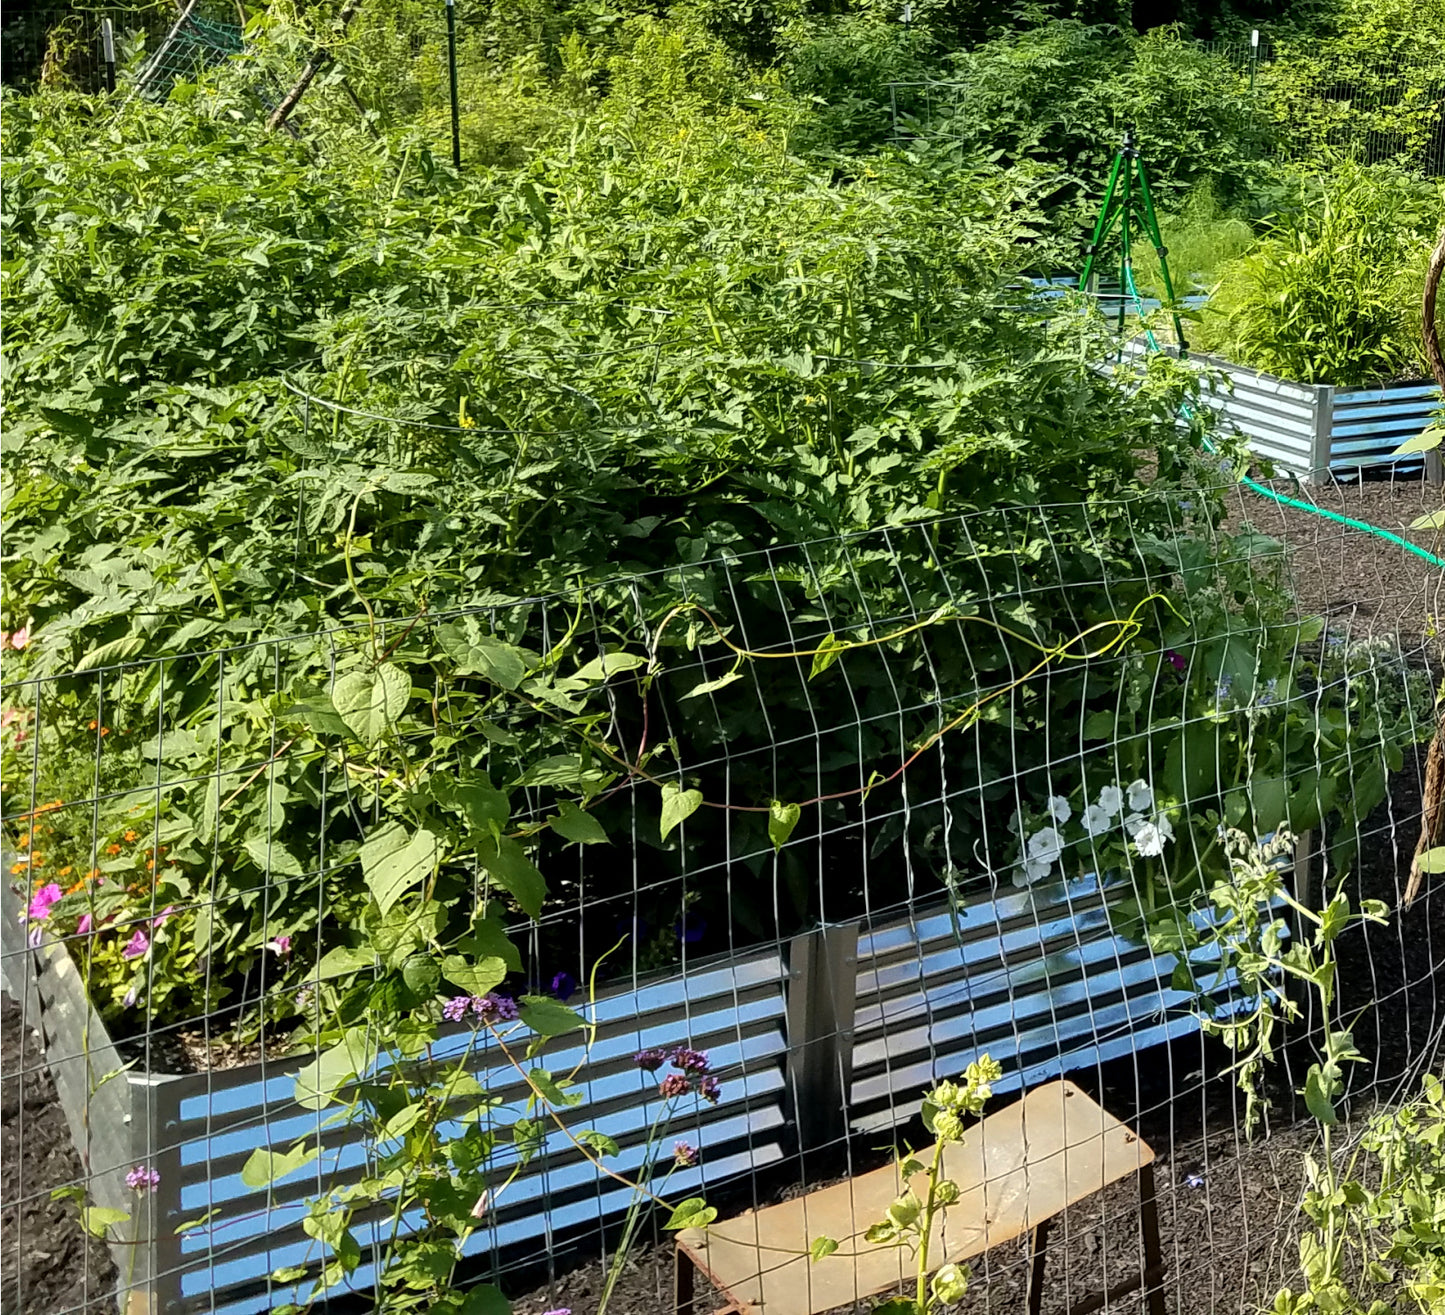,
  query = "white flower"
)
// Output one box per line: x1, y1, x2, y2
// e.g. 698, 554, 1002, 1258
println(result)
1045, 795, 1072, 825
1026, 827, 1065, 864
1126, 779, 1153, 813
1130, 822, 1167, 858
1096, 784, 1124, 818
1013, 858, 1053, 888
1081, 803, 1113, 837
